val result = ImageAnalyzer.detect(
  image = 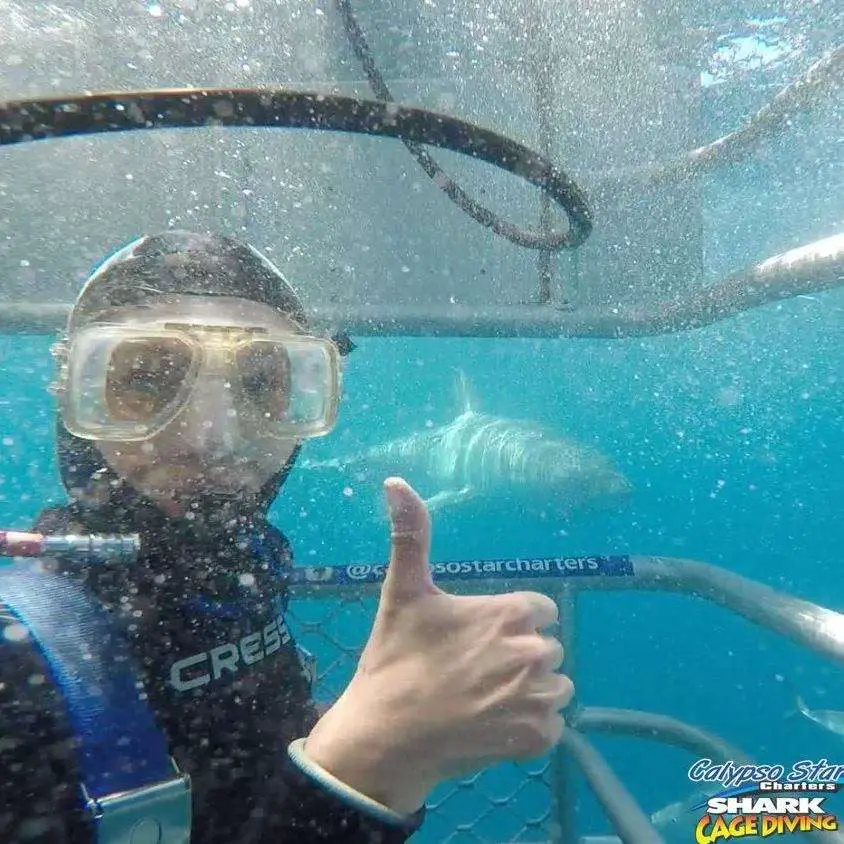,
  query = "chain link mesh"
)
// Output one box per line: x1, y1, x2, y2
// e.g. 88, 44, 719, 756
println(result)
287, 594, 558, 843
